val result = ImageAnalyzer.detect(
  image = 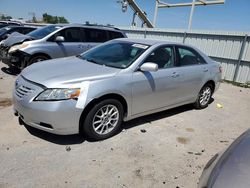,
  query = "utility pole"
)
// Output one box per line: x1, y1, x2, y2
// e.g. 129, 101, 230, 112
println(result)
153, 0, 225, 29
117, 0, 154, 28
188, 0, 196, 30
